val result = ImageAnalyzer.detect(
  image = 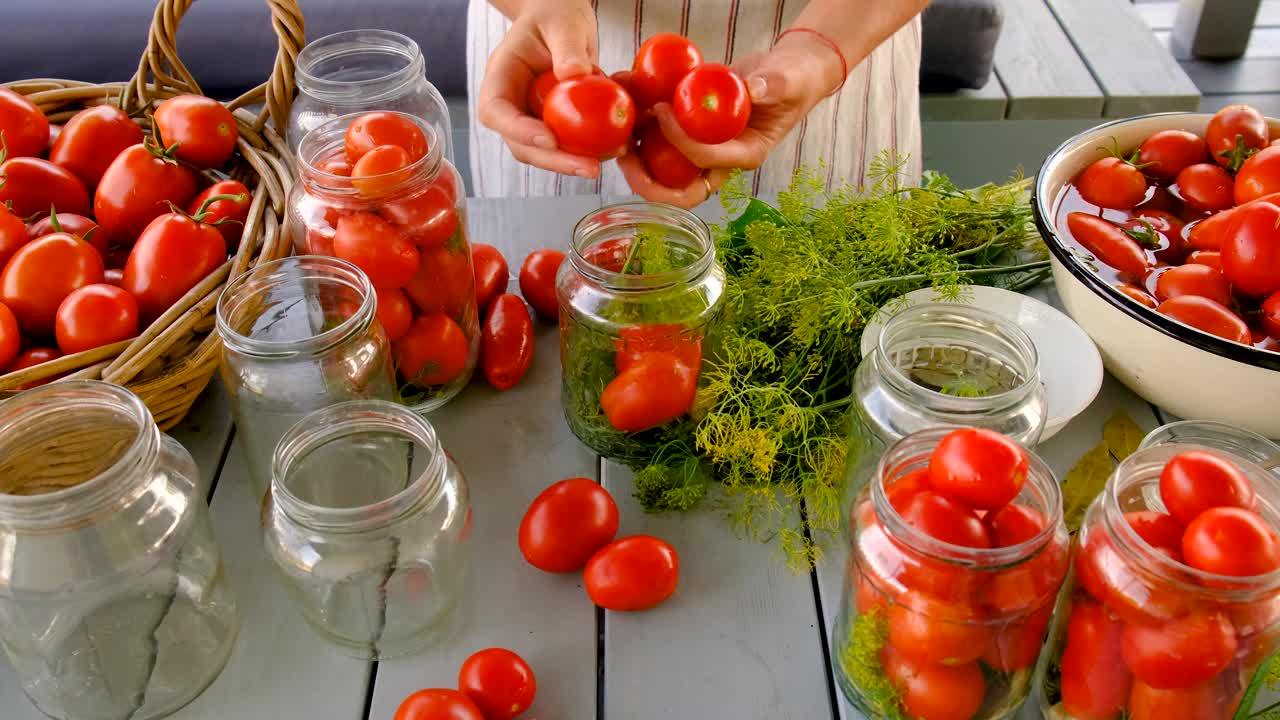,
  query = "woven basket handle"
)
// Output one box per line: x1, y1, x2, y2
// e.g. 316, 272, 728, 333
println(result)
121, 0, 305, 133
